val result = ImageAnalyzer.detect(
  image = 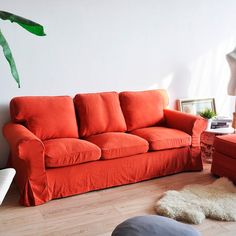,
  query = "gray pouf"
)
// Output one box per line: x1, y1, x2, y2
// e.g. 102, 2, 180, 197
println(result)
112, 215, 201, 236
